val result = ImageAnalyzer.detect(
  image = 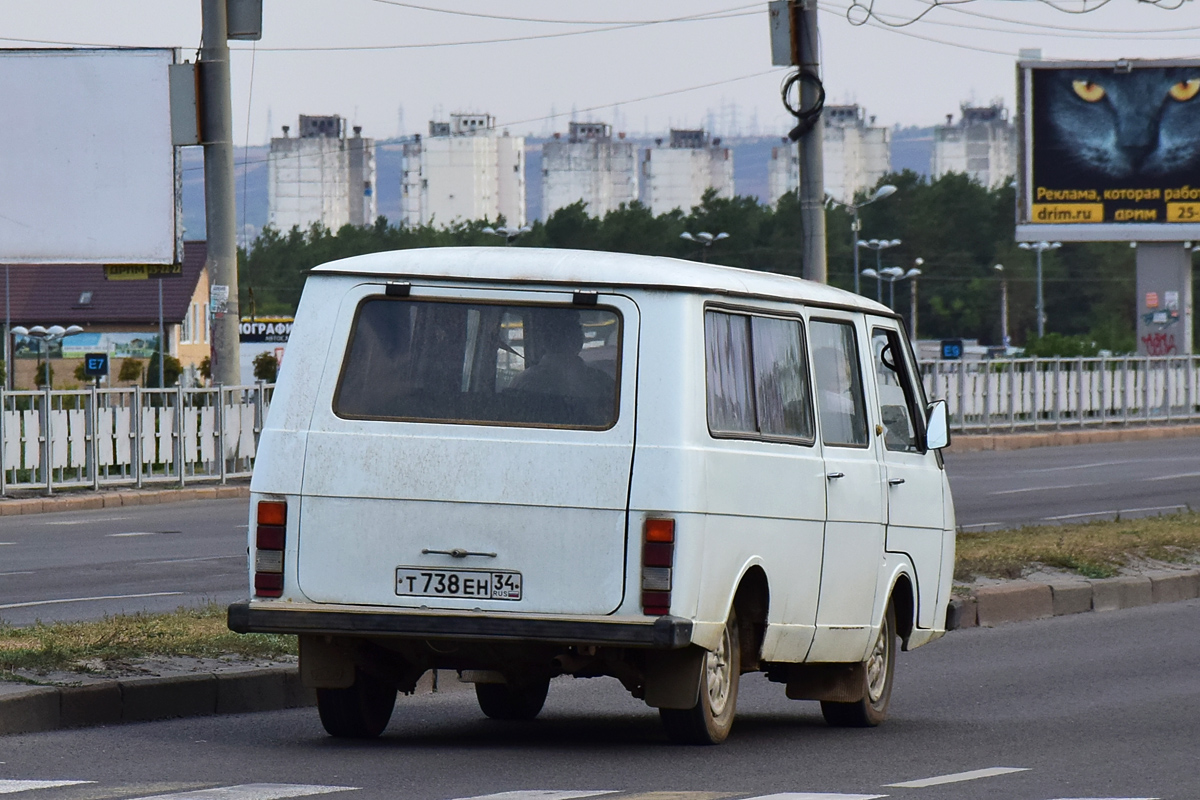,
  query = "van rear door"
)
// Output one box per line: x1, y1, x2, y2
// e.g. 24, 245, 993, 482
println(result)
296, 284, 638, 617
